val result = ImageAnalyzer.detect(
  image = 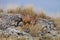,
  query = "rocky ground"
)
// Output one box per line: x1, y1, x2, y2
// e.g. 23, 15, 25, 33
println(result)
0, 12, 60, 40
